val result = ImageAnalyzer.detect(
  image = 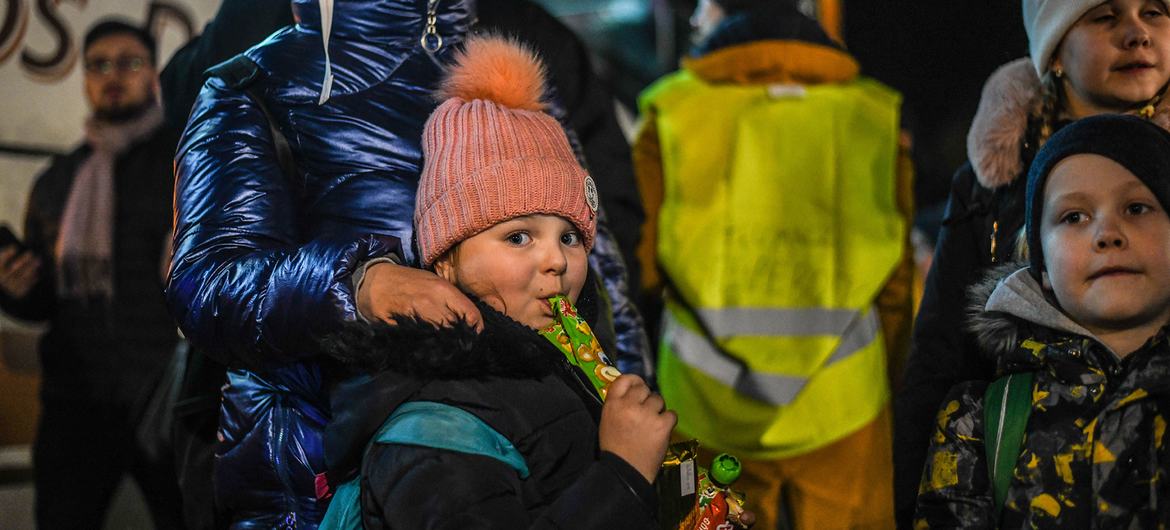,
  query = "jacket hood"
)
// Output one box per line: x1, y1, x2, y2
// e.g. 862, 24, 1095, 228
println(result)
968, 57, 1170, 189
685, 4, 855, 86
693, 2, 841, 57
967, 264, 1095, 359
